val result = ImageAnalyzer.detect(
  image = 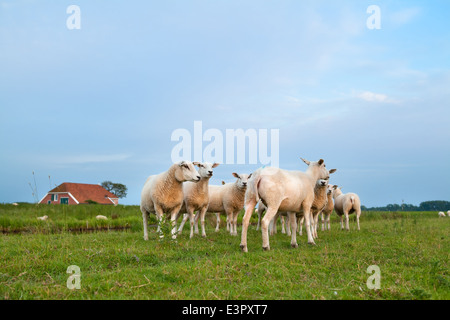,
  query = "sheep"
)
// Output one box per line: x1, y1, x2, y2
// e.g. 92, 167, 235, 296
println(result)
332, 185, 361, 231
197, 172, 252, 237
12, 203, 18, 206
140, 161, 201, 240
448, 210, 450, 217
296, 176, 334, 239
240, 157, 331, 252
37, 215, 48, 221
320, 184, 334, 231
176, 162, 219, 238
96, 215, 108, 220
438, 211, 446, 217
